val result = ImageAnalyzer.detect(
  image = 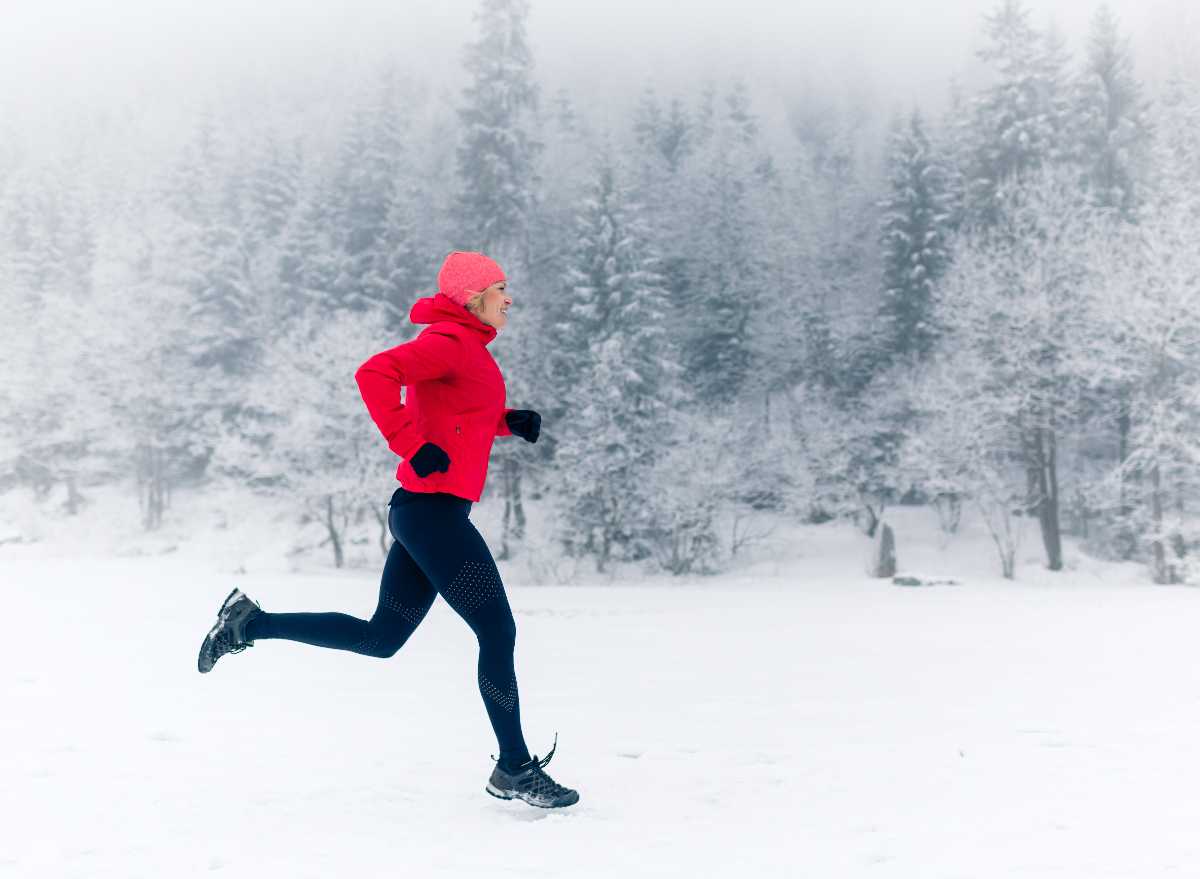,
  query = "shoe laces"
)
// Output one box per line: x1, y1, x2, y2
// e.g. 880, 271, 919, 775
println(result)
526, 762, 567, 795
494, 734, 564, 787
534, 733, 558, 769
524, 735, 568, 793
215, 630, 252, 657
